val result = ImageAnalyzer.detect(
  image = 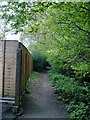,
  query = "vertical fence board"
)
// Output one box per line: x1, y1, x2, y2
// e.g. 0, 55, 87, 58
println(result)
0, 41, 4, 98
15, 49, 22, 107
